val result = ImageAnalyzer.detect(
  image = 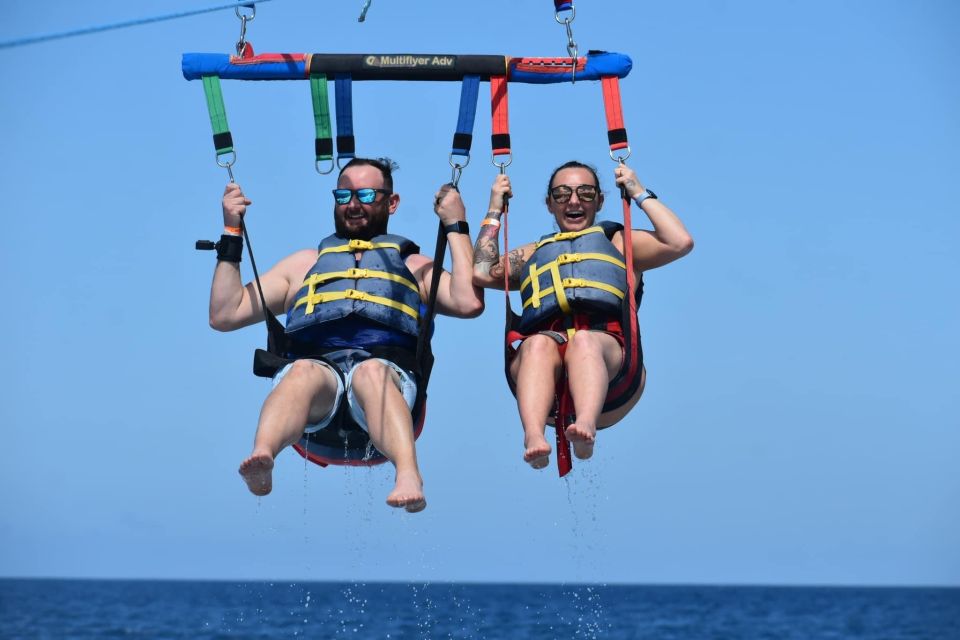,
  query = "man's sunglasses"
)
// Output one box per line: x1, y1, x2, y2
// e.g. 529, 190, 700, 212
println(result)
550, 184, 599, 204
332, 188, 391, 205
